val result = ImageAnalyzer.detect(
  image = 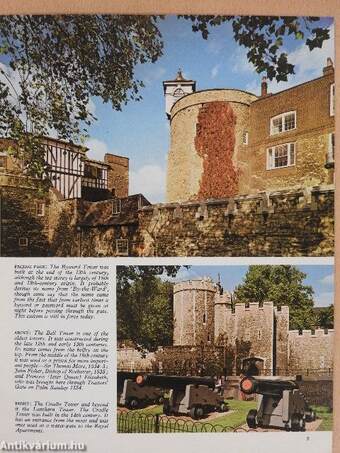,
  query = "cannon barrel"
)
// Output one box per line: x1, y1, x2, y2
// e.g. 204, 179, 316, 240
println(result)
240, 376, 298, 396
135, 374, 215, 390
